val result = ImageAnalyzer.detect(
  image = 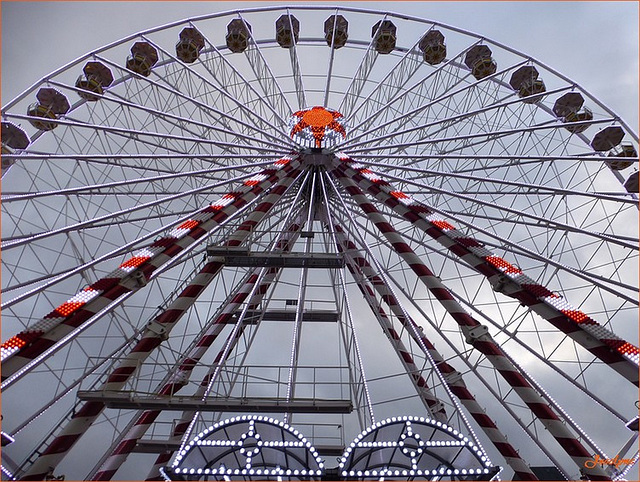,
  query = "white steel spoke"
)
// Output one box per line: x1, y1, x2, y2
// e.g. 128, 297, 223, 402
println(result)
140, 35, 293, 143
336, 15, 387, 116
46, 78, 288, 152
238, 13, 293, 123
2, 6, 637, 481
354, 157, 638, 205
1, 174, 254, 250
